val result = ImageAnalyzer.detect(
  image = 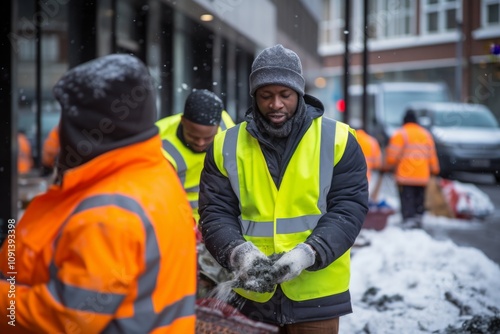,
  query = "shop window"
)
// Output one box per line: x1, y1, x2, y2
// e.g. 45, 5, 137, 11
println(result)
18, 34, 59, 62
